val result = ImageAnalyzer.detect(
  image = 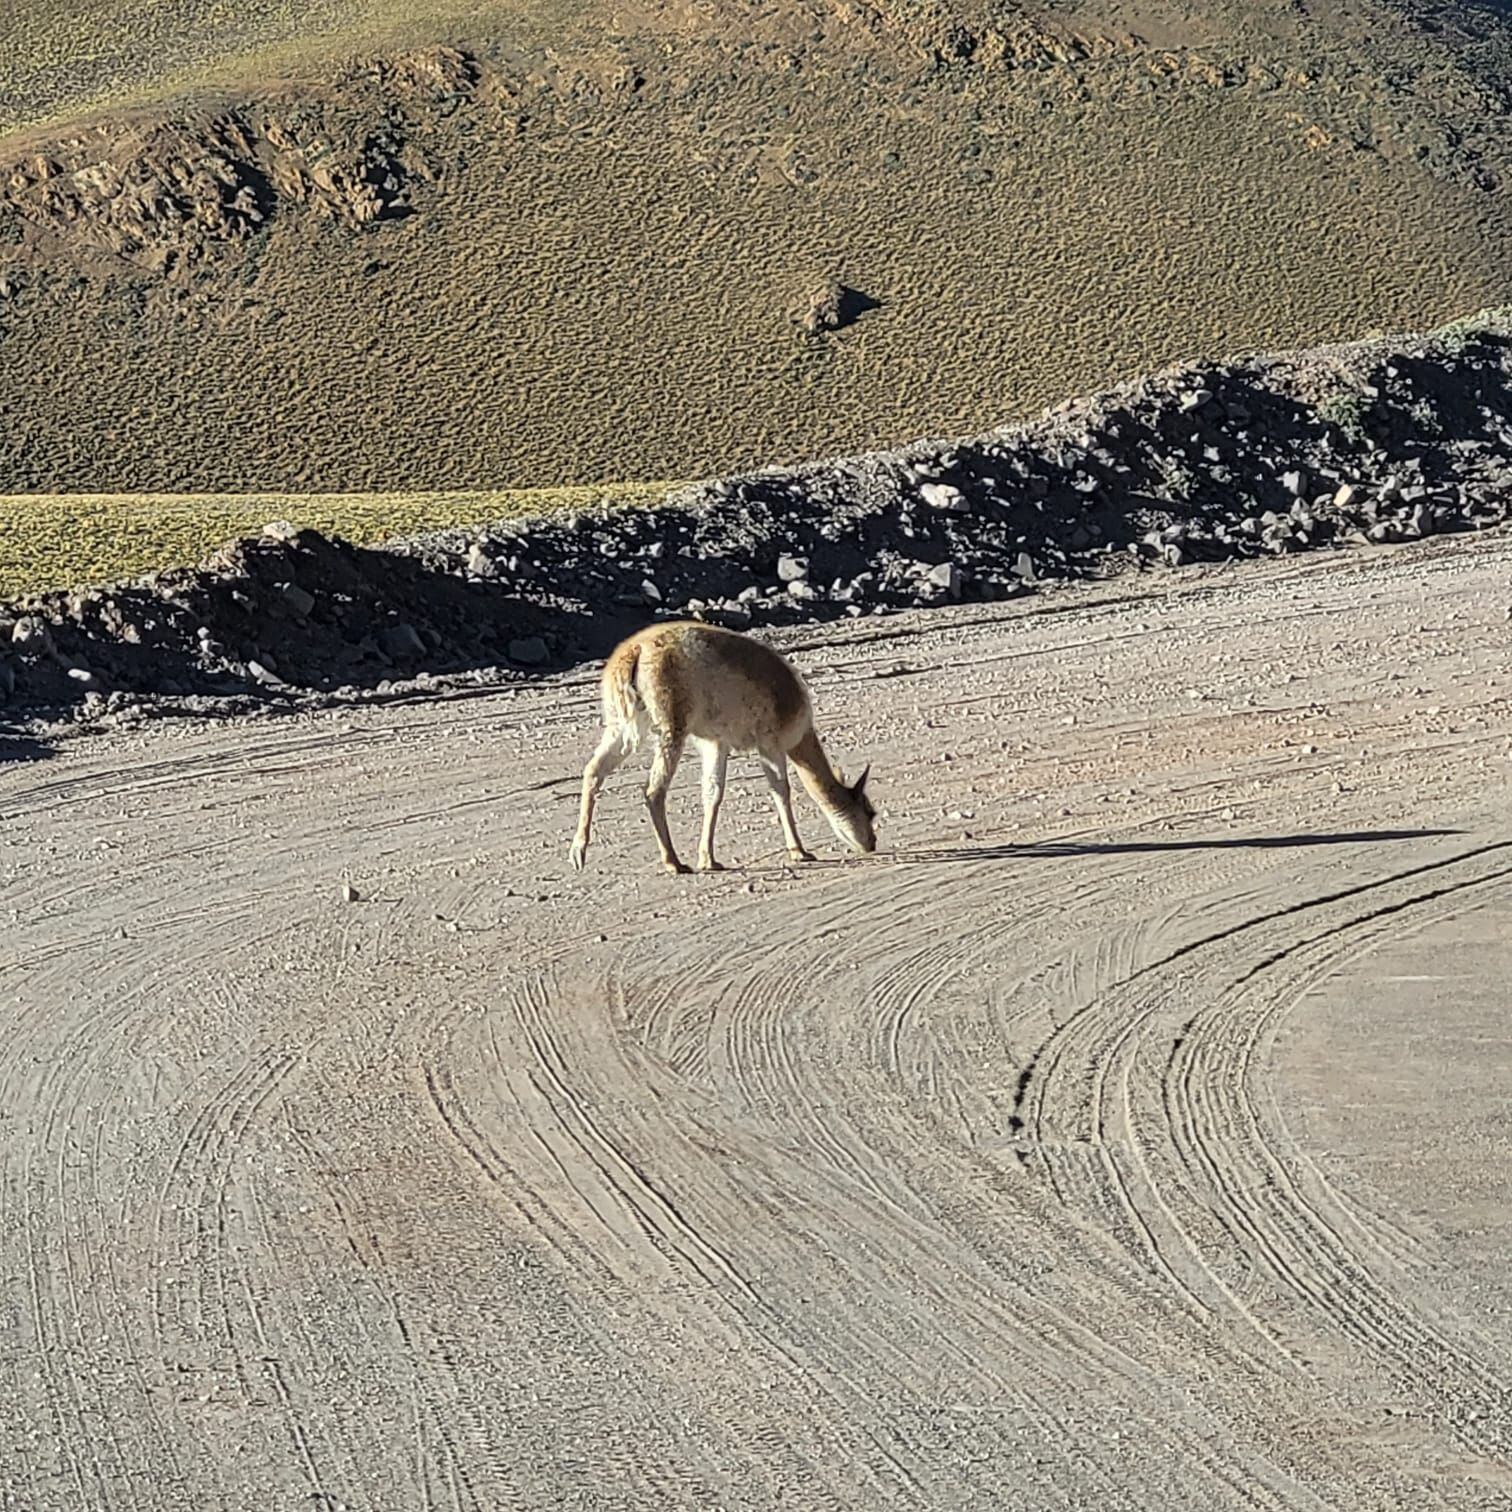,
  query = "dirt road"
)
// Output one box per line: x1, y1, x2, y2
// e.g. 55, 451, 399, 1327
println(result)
2, 534, 1510, 1510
